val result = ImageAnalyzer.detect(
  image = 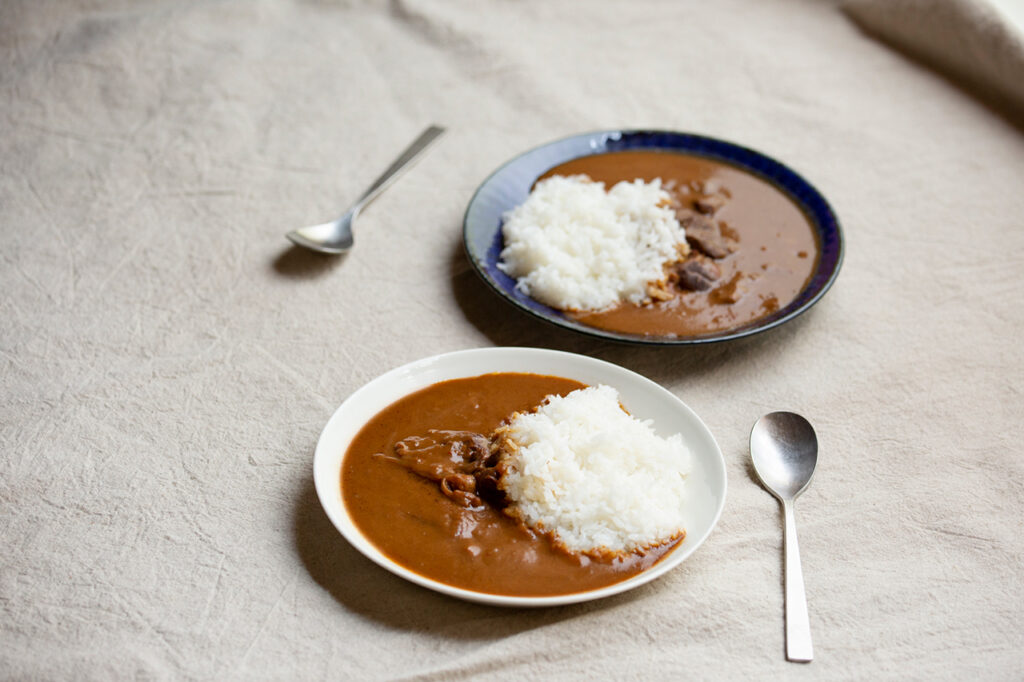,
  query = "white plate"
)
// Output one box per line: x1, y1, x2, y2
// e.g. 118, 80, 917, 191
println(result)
313, 347, 727, 607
